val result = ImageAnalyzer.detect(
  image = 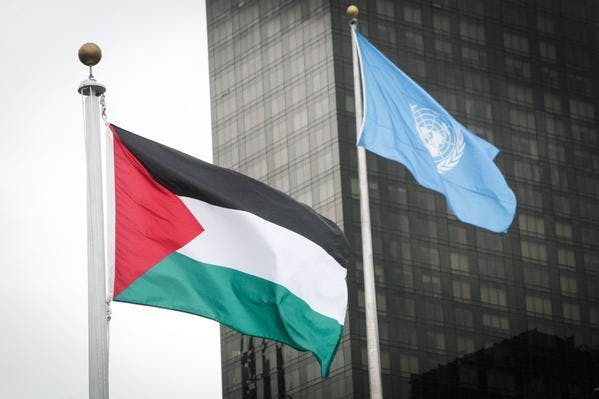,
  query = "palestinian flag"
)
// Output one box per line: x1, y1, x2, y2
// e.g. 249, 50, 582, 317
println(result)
108, 124, 349, 377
